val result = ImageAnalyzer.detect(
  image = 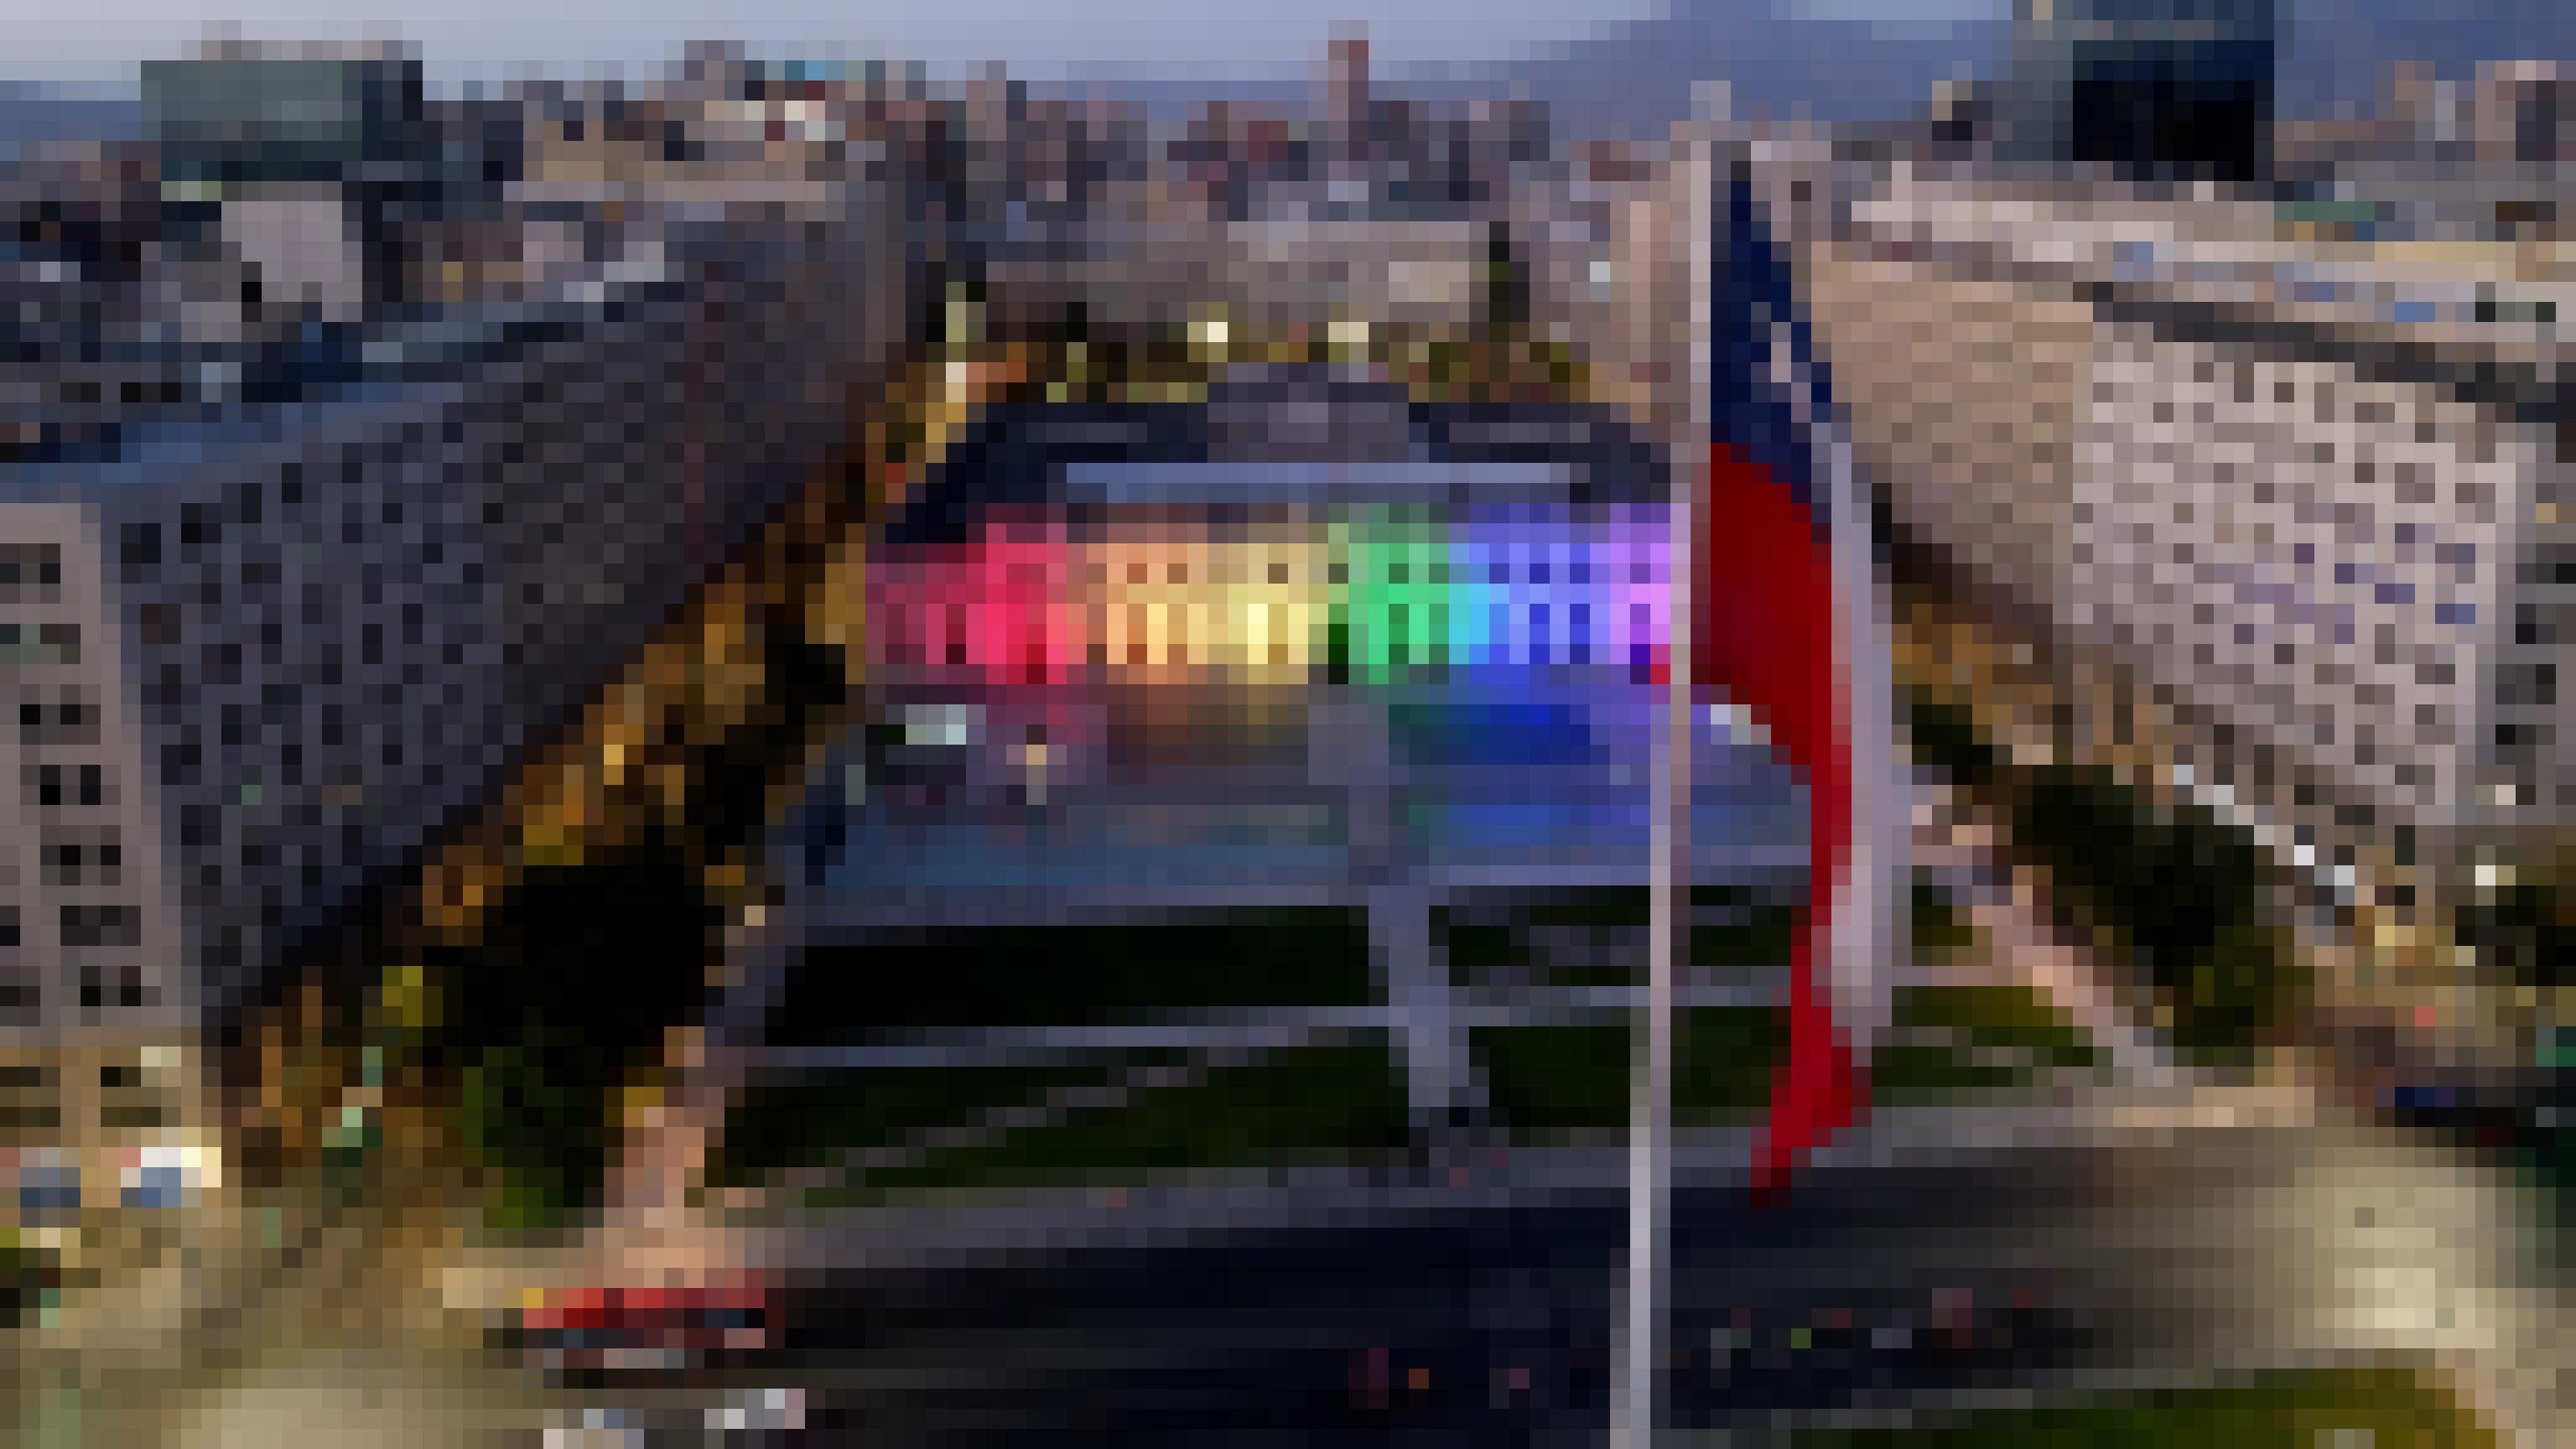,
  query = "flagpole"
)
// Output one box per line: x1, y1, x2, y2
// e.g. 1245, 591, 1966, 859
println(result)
1616, 97, 1715, 1449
